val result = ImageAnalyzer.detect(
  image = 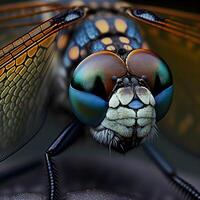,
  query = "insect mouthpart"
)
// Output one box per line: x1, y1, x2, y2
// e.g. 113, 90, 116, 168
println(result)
90, 125, 145, 153
90, 77, 157, 153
